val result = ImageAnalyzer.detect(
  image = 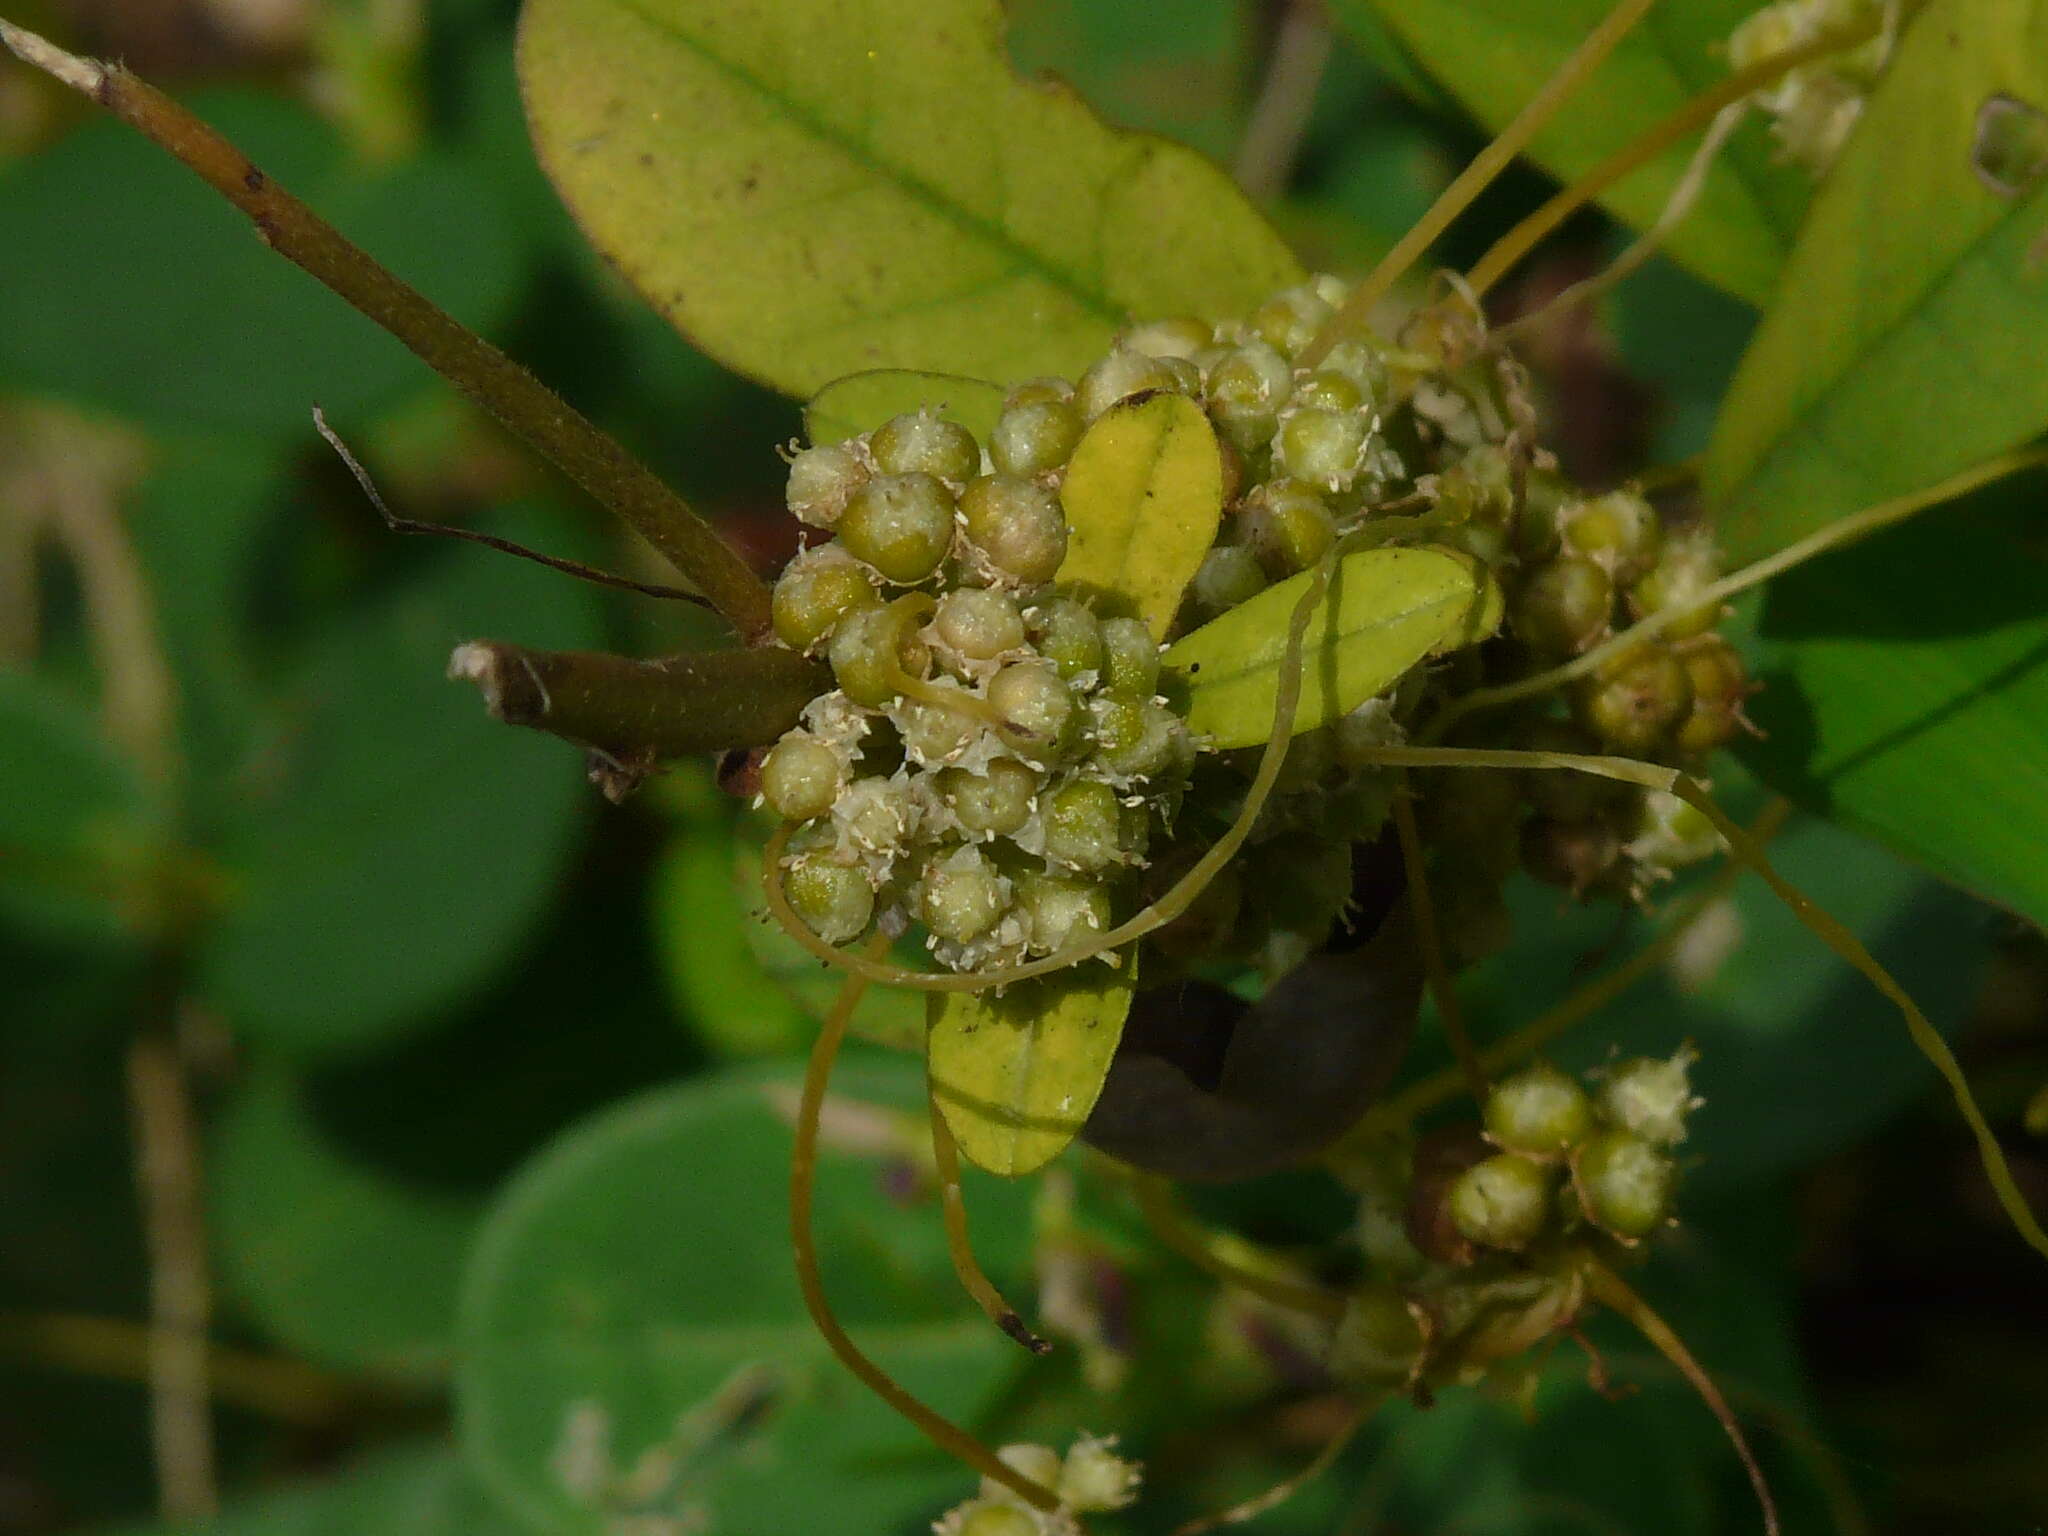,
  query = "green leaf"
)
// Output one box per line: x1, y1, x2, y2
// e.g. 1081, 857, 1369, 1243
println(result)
0, 92, 524, 436
456, 1060, 1031, 1535
209, 1064, 478, 1379
517, 0, 1302, 397
1738, 506, 2048, 929
1054, 392, 1224, 639
197, 503, 601, 1056
927, 951, 1138, 1177
1339, 0, 1802, 304
1706, 0, 2048, 559
803, 369, 1005, 447
1163, 547, 1480, 748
